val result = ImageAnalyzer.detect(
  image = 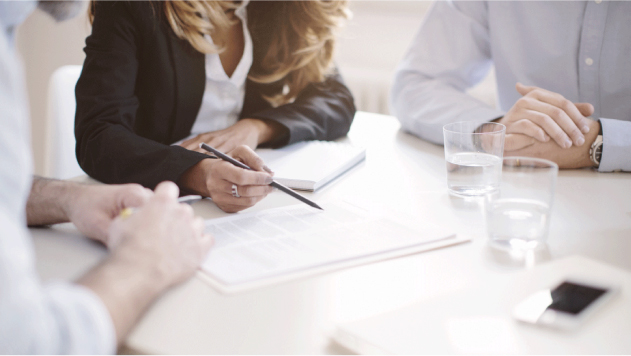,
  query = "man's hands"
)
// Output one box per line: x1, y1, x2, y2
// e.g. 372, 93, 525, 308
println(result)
107, 182, 213, 287
78, 182, 213, 345
500, 83, 594, 151
179, 145, 274, 213
494, 83, 600, 169
180, 118, 287, 154
63, 183, 152, 246
505, 119, 600, 169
